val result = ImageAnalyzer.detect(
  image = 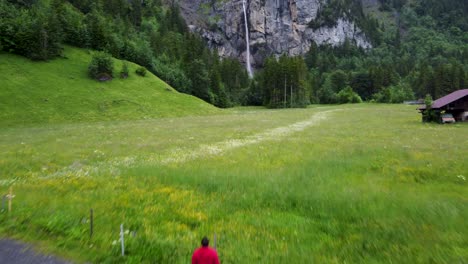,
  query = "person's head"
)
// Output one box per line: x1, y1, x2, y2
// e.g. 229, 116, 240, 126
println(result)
201, 236, 209, 247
